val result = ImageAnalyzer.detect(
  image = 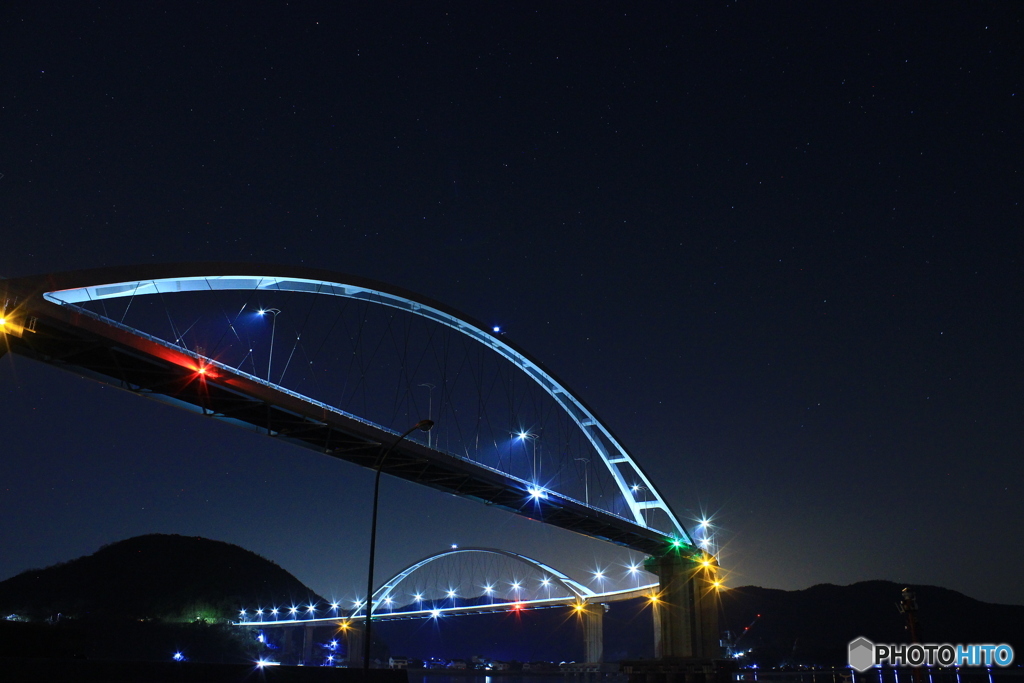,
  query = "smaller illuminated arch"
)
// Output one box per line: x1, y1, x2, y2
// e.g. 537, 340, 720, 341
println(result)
362, 547, 594, 615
